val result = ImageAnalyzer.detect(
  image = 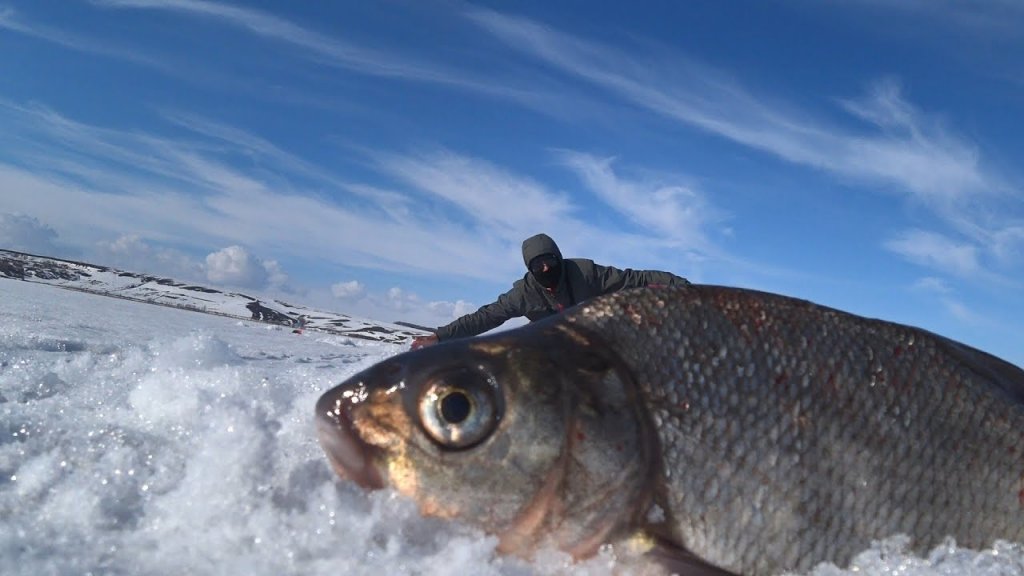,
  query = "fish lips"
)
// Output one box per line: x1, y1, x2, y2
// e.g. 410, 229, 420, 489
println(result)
315, 387, 386, 490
